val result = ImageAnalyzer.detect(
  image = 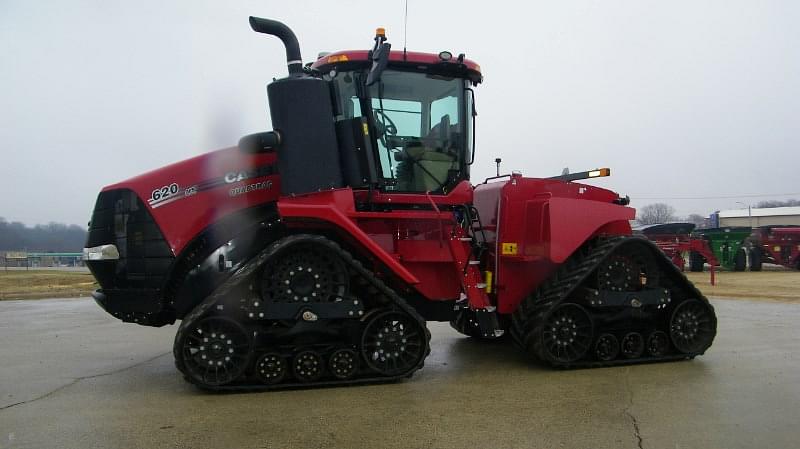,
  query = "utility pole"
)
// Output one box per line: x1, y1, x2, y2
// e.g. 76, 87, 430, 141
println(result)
736, 202, 753, 228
